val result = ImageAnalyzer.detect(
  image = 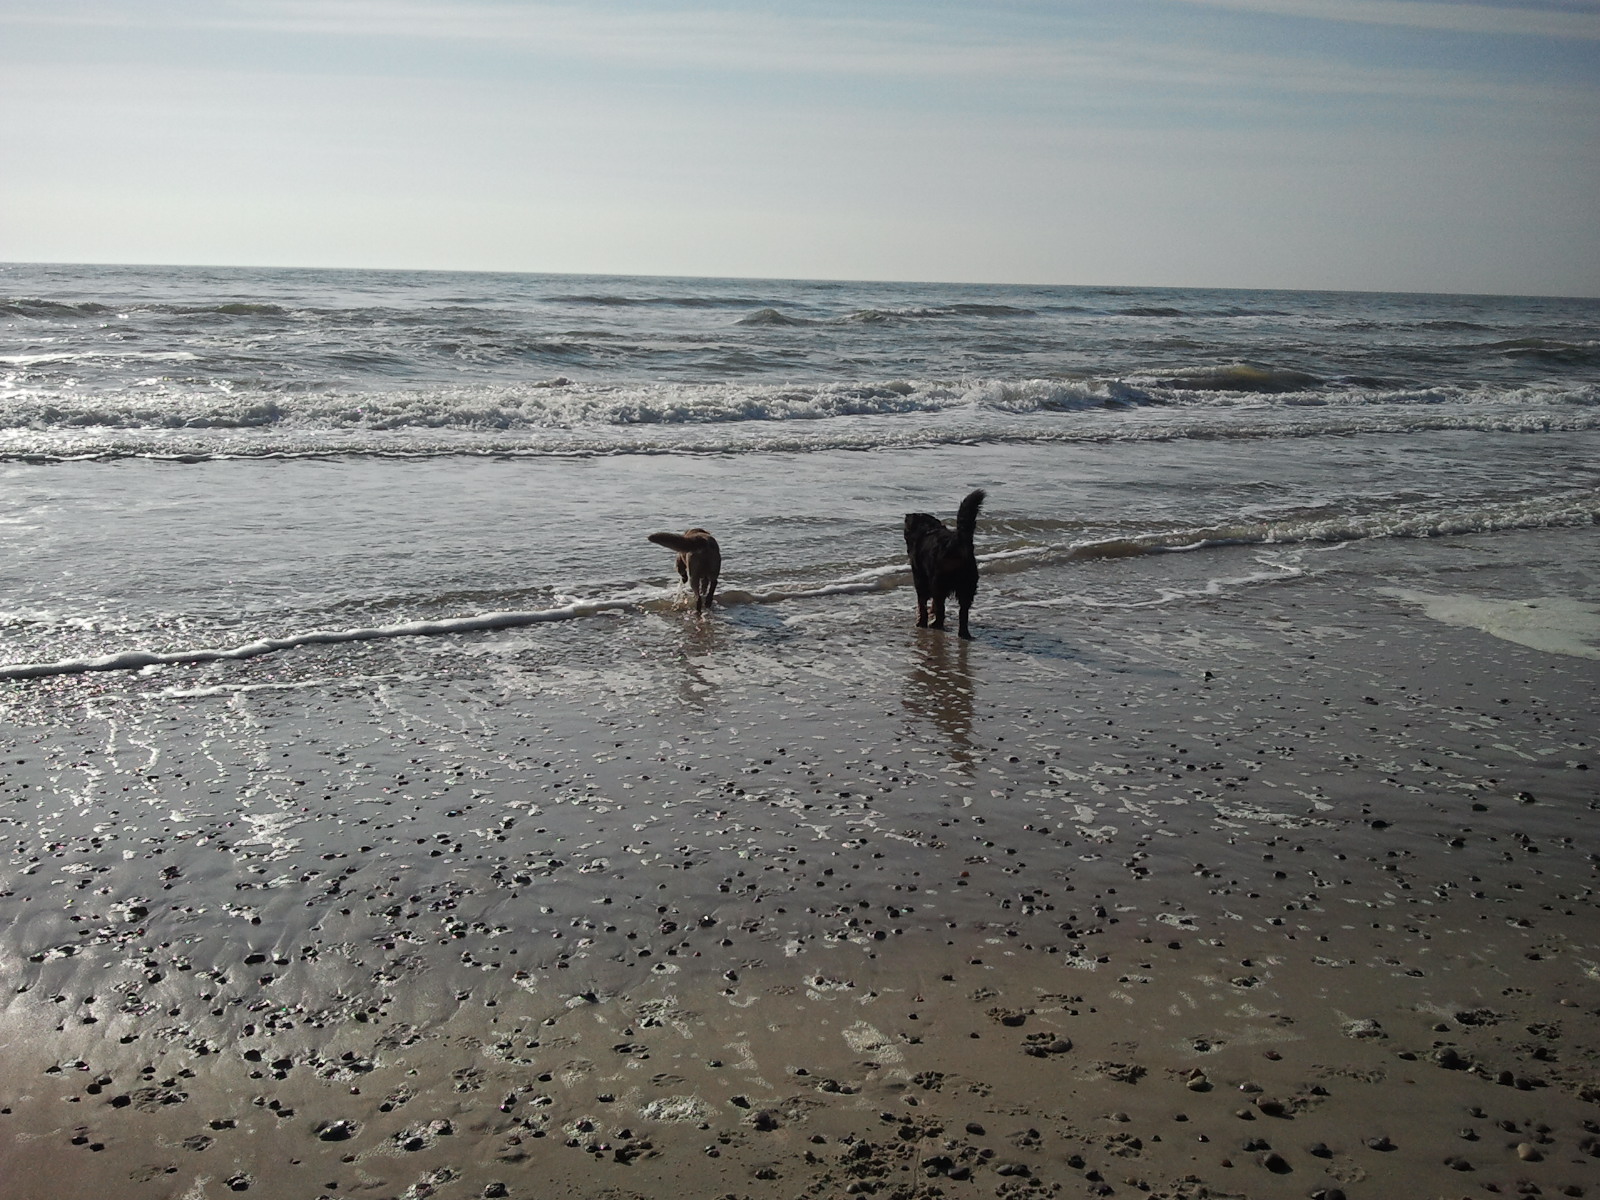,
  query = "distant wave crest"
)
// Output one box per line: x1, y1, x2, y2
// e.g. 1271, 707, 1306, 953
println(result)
1132, 362, 1323, 393
2, 375, 1596, 460
546, 291, 769, 309
1117, 306, 1186, 318
1486, 337, 1600, 365
735, 307, 814, 327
